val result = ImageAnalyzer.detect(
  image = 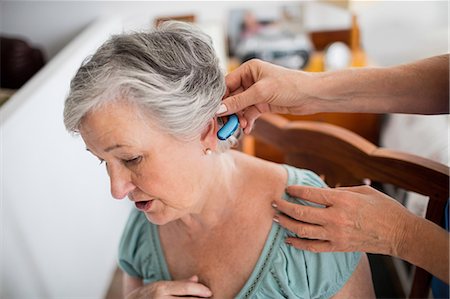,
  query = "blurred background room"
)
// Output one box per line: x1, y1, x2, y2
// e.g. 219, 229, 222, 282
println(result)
1, 1, 448, 298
